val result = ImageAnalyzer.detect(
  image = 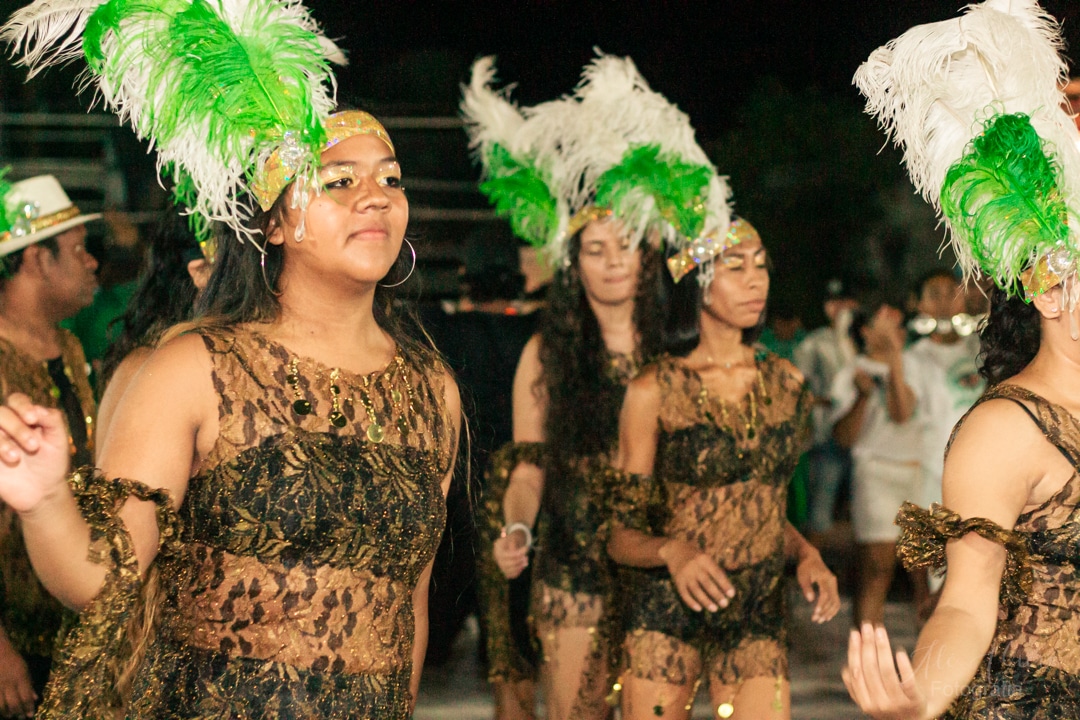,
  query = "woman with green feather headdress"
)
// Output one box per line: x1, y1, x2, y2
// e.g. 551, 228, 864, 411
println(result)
462, 52, 728, 720
845, 1, 1080, 718
0, 1, 460, 719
